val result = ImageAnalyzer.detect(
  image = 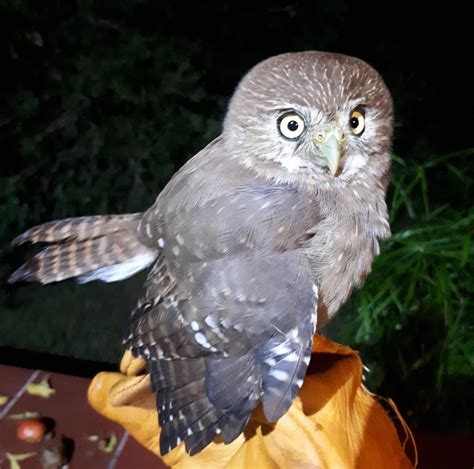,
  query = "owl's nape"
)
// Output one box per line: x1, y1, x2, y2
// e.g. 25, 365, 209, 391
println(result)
9, 51, 393, 456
